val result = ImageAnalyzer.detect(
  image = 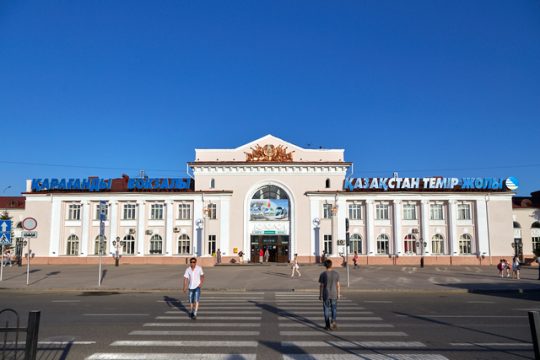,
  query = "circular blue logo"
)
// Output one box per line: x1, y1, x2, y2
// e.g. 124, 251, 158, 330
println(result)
505, 177, 519, 191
